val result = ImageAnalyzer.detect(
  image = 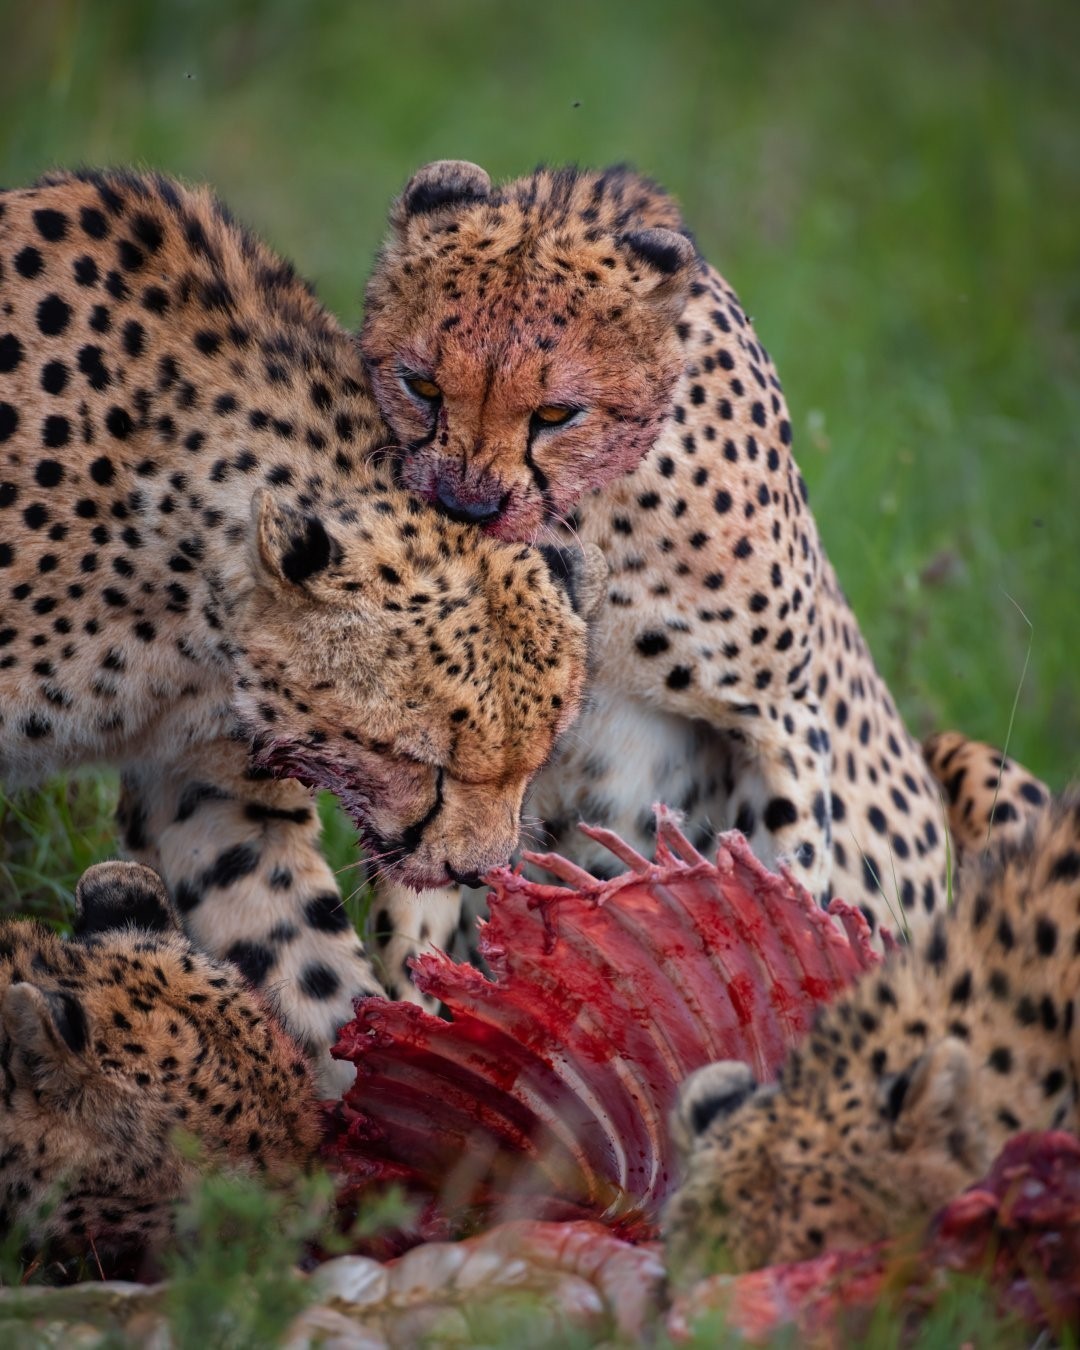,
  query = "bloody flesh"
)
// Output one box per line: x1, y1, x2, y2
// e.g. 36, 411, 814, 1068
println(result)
328, 810, 878, 1233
